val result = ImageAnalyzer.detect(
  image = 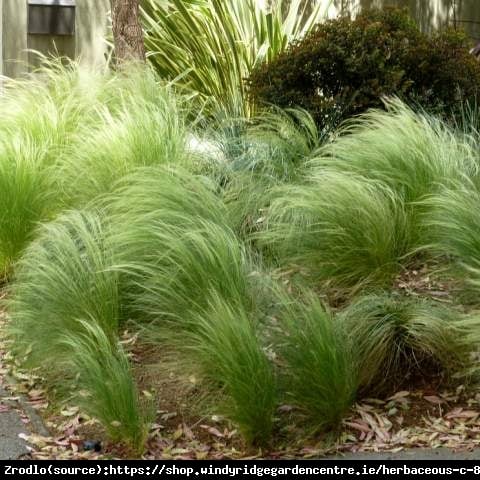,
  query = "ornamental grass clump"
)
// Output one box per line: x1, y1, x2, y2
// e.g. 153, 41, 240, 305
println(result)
311, 100, 477, 205
0, 65, 95, 274
59, 88, 189, 207
118, 221, 275, 443
422, 177, 480, 289
0, 60, 173, 274
0, 140, 57, 277
277, 292, 357, 430
223, 108, 322, 179
106, 166, 230, 269
62, 321, 151, 453
7, 210, 149, 450
188, 293, 276, 444
7, 210, 119, 370
260, 170, 411, 291
141, 0, 328, 117
340, 293, 478, 394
